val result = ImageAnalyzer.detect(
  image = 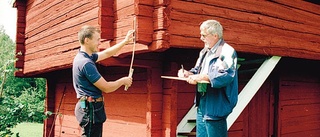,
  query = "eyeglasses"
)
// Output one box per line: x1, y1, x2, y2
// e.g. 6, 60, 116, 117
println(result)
201, 34, 211, 38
